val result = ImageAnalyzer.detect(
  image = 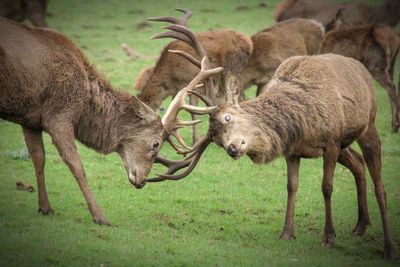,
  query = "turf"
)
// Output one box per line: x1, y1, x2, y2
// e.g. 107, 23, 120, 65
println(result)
0, 0, 399, 266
